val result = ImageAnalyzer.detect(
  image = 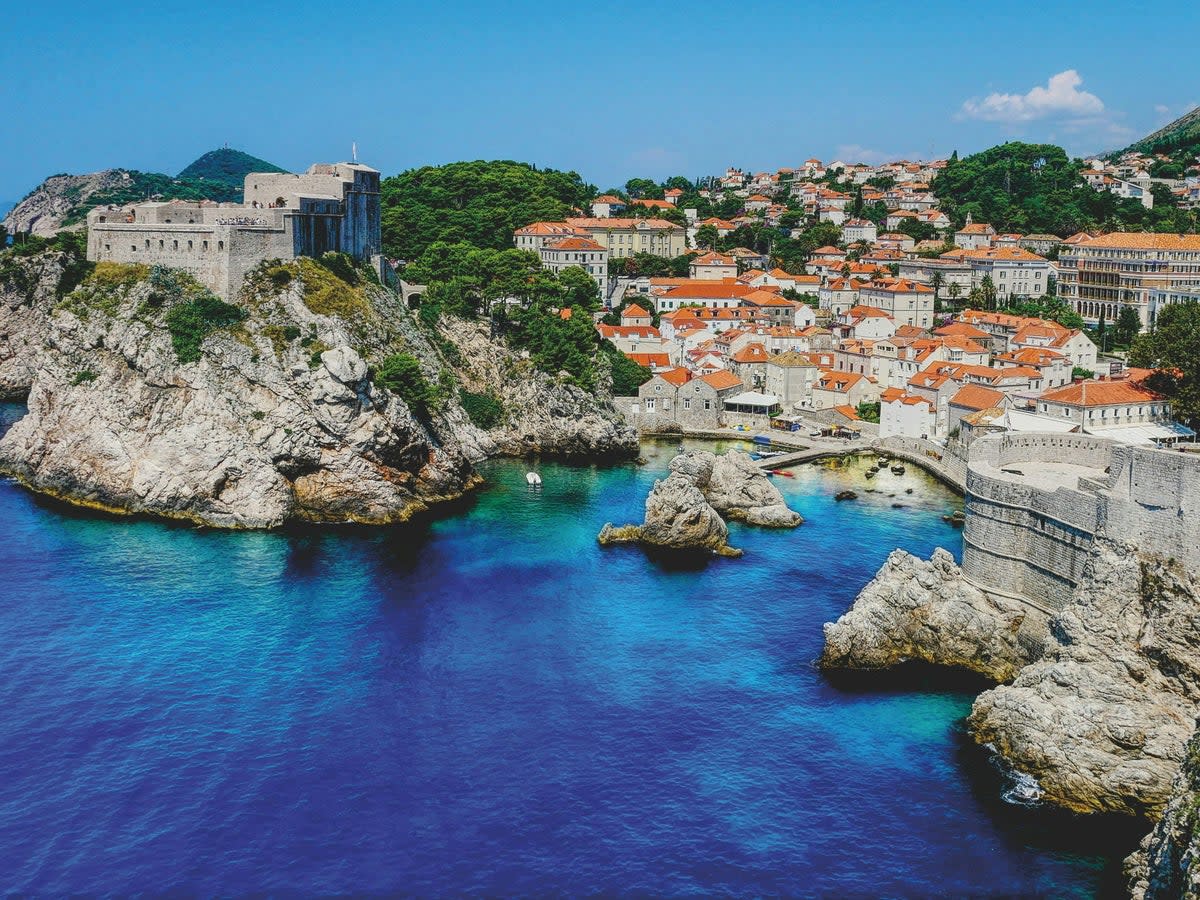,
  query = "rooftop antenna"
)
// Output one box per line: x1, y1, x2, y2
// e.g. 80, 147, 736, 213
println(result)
352, 142, 358, 164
